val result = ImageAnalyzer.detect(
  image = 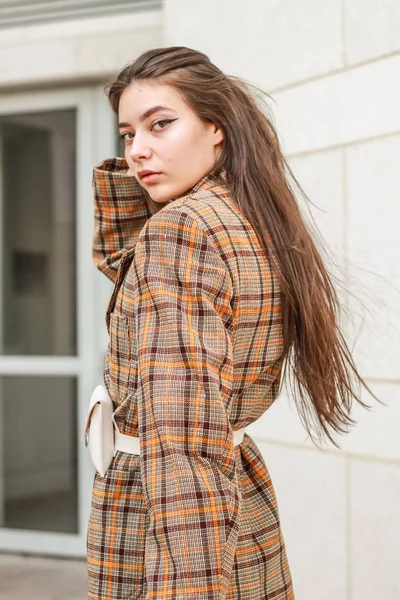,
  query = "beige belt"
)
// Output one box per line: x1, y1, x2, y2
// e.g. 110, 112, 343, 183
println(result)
114, 423, 247, 455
